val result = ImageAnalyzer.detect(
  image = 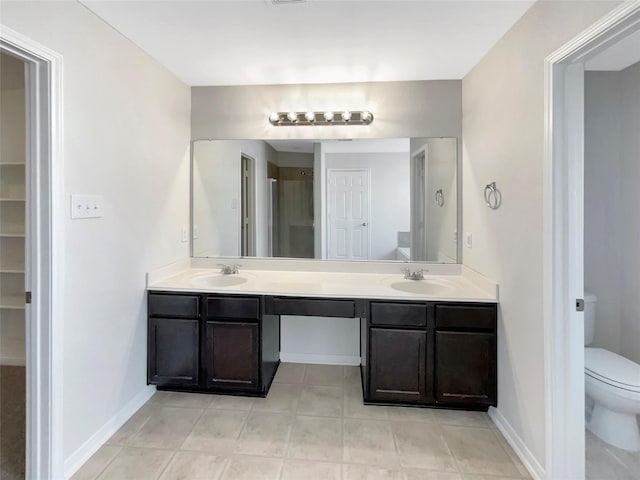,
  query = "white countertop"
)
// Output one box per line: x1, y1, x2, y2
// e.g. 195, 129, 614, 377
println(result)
147, 261, 498, 303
